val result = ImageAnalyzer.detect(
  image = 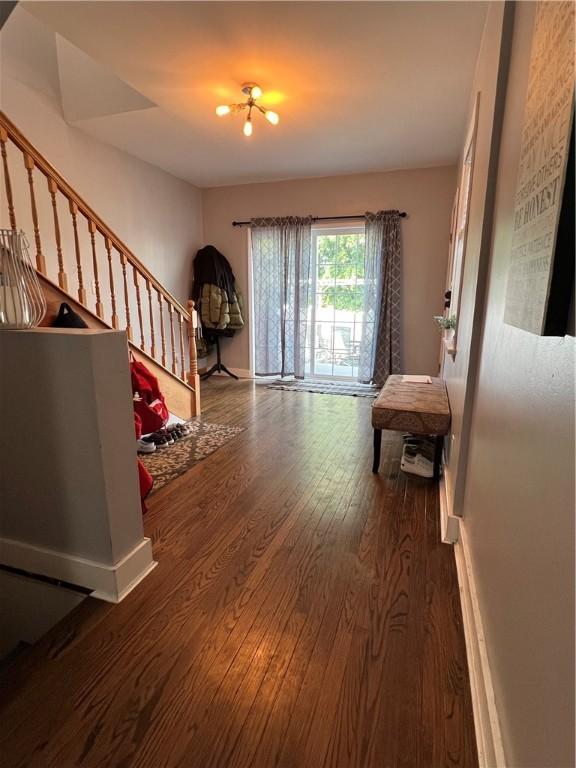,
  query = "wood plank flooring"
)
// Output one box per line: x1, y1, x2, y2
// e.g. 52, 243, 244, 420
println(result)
0, 378, 478, 768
